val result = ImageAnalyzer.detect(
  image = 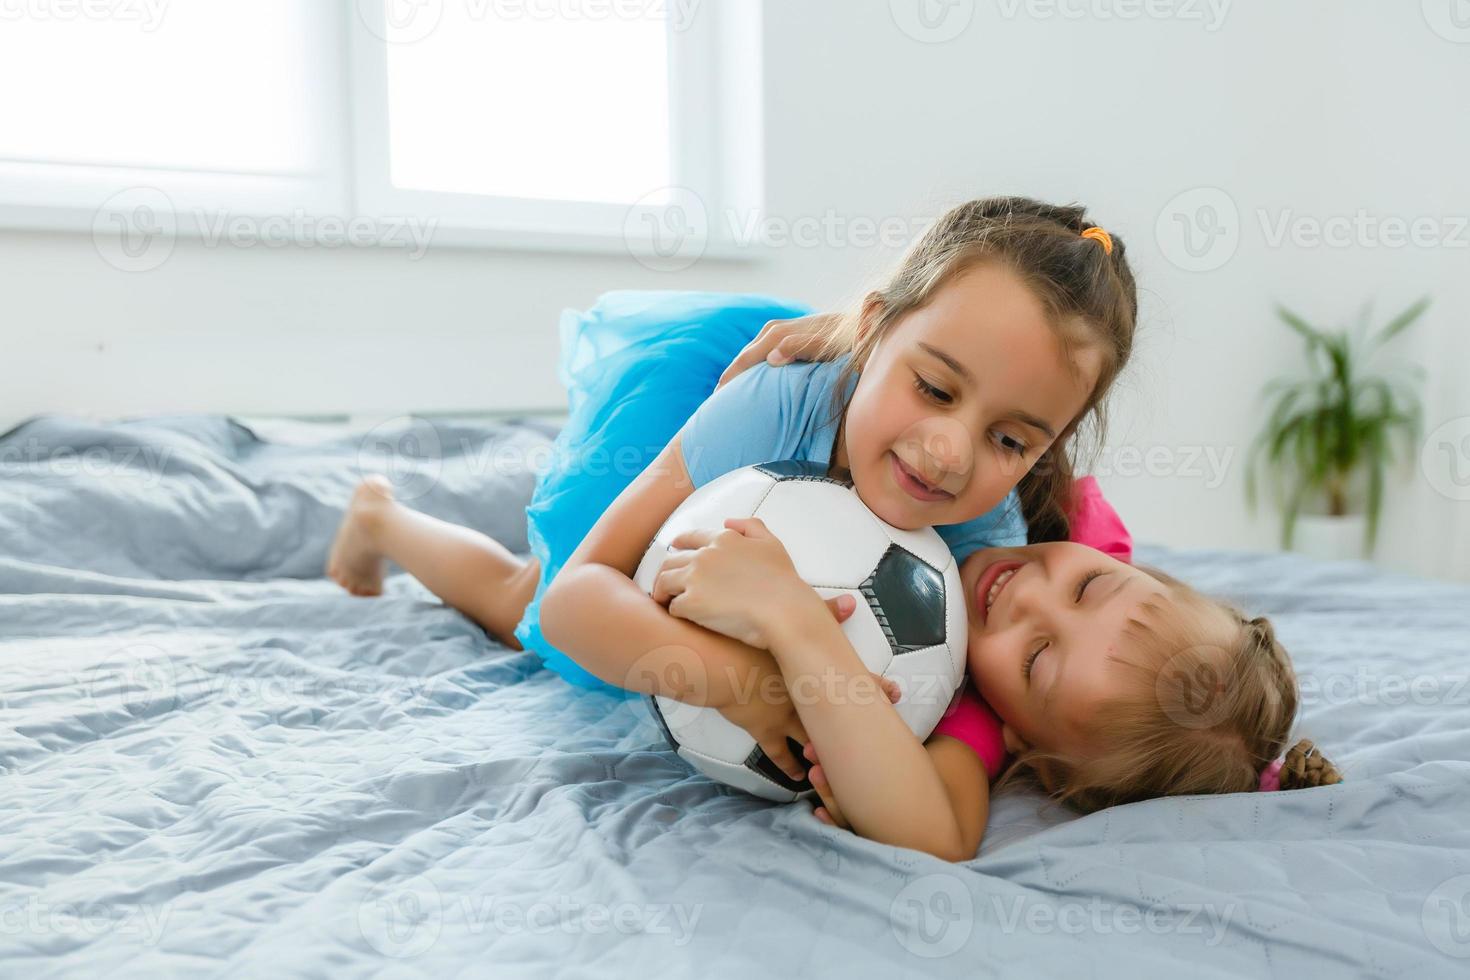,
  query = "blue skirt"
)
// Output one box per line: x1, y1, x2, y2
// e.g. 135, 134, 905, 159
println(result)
512, 290, 816, 697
